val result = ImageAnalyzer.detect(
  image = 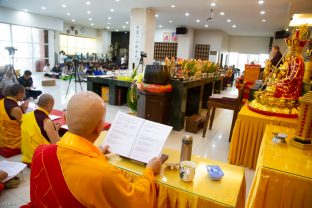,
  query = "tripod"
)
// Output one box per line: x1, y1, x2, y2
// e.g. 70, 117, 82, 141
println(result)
65, 61, 83, 99
0, 47, 18, 83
